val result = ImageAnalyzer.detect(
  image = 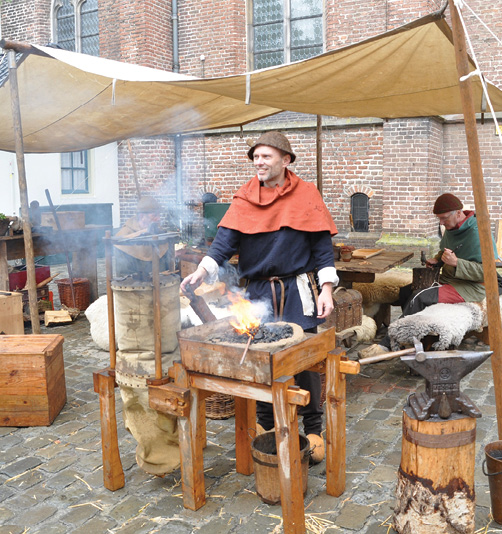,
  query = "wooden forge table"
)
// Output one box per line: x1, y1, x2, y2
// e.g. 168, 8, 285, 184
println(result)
335, 250, 414, 288
148, 319, 356, 534
0, 225, 111, 302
